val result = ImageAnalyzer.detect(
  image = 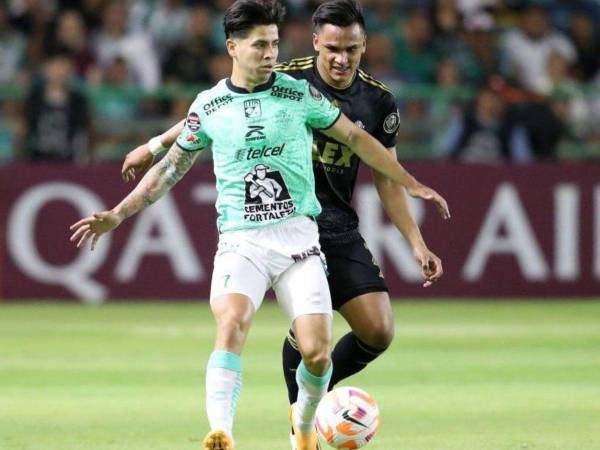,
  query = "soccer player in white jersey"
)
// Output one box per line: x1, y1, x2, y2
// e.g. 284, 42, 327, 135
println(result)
70, 1, 449, 449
